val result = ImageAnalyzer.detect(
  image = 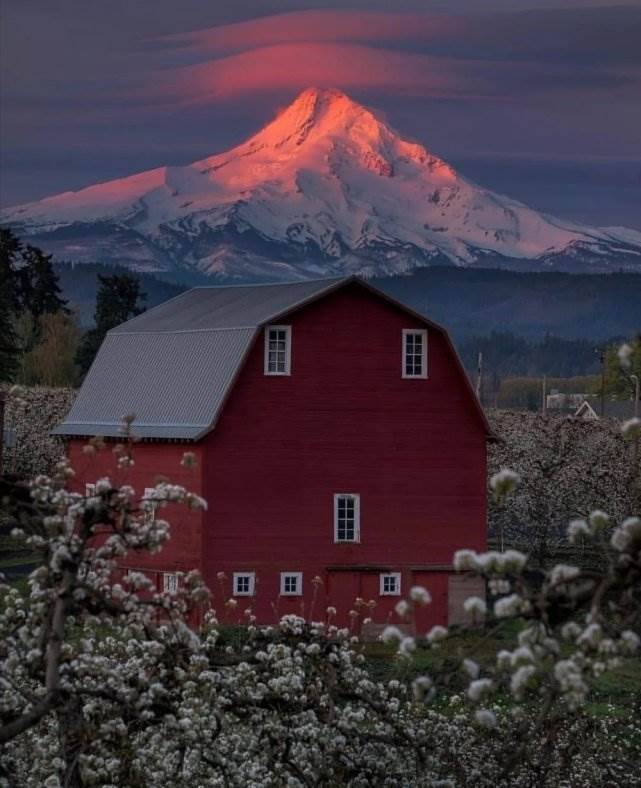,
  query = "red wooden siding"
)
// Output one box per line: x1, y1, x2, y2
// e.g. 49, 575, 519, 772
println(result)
201, 282, 487, 627
66, 441, 205, 574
